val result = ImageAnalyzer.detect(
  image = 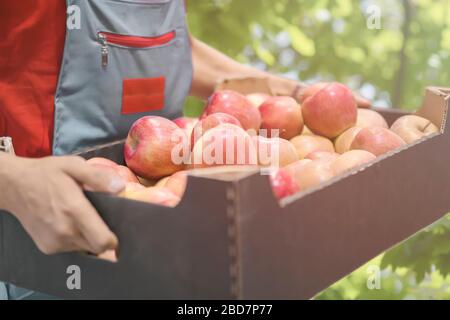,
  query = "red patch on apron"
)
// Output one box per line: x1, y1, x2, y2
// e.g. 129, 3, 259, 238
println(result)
122, 77, 165, 114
